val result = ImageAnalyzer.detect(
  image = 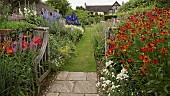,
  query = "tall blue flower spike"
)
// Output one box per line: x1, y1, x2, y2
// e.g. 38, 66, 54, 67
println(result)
65, 14, 80, 25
